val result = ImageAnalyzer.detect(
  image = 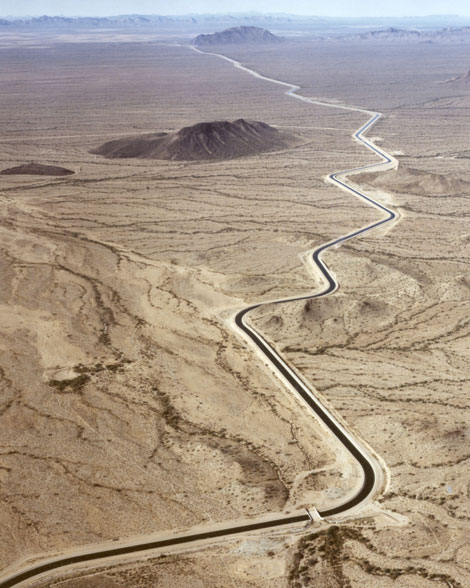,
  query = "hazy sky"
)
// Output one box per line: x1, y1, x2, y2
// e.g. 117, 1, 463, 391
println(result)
2, 0, 470, 18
